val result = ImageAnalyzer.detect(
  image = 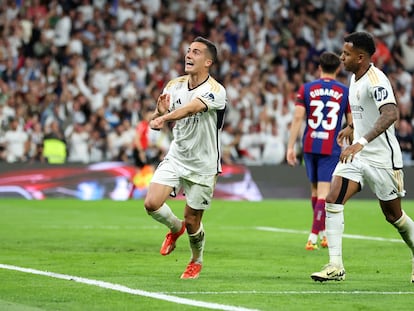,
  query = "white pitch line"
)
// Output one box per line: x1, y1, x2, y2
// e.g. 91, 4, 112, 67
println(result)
255, 227, 403, 243
0, 264, 259, 311
165, 290, 414, 295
